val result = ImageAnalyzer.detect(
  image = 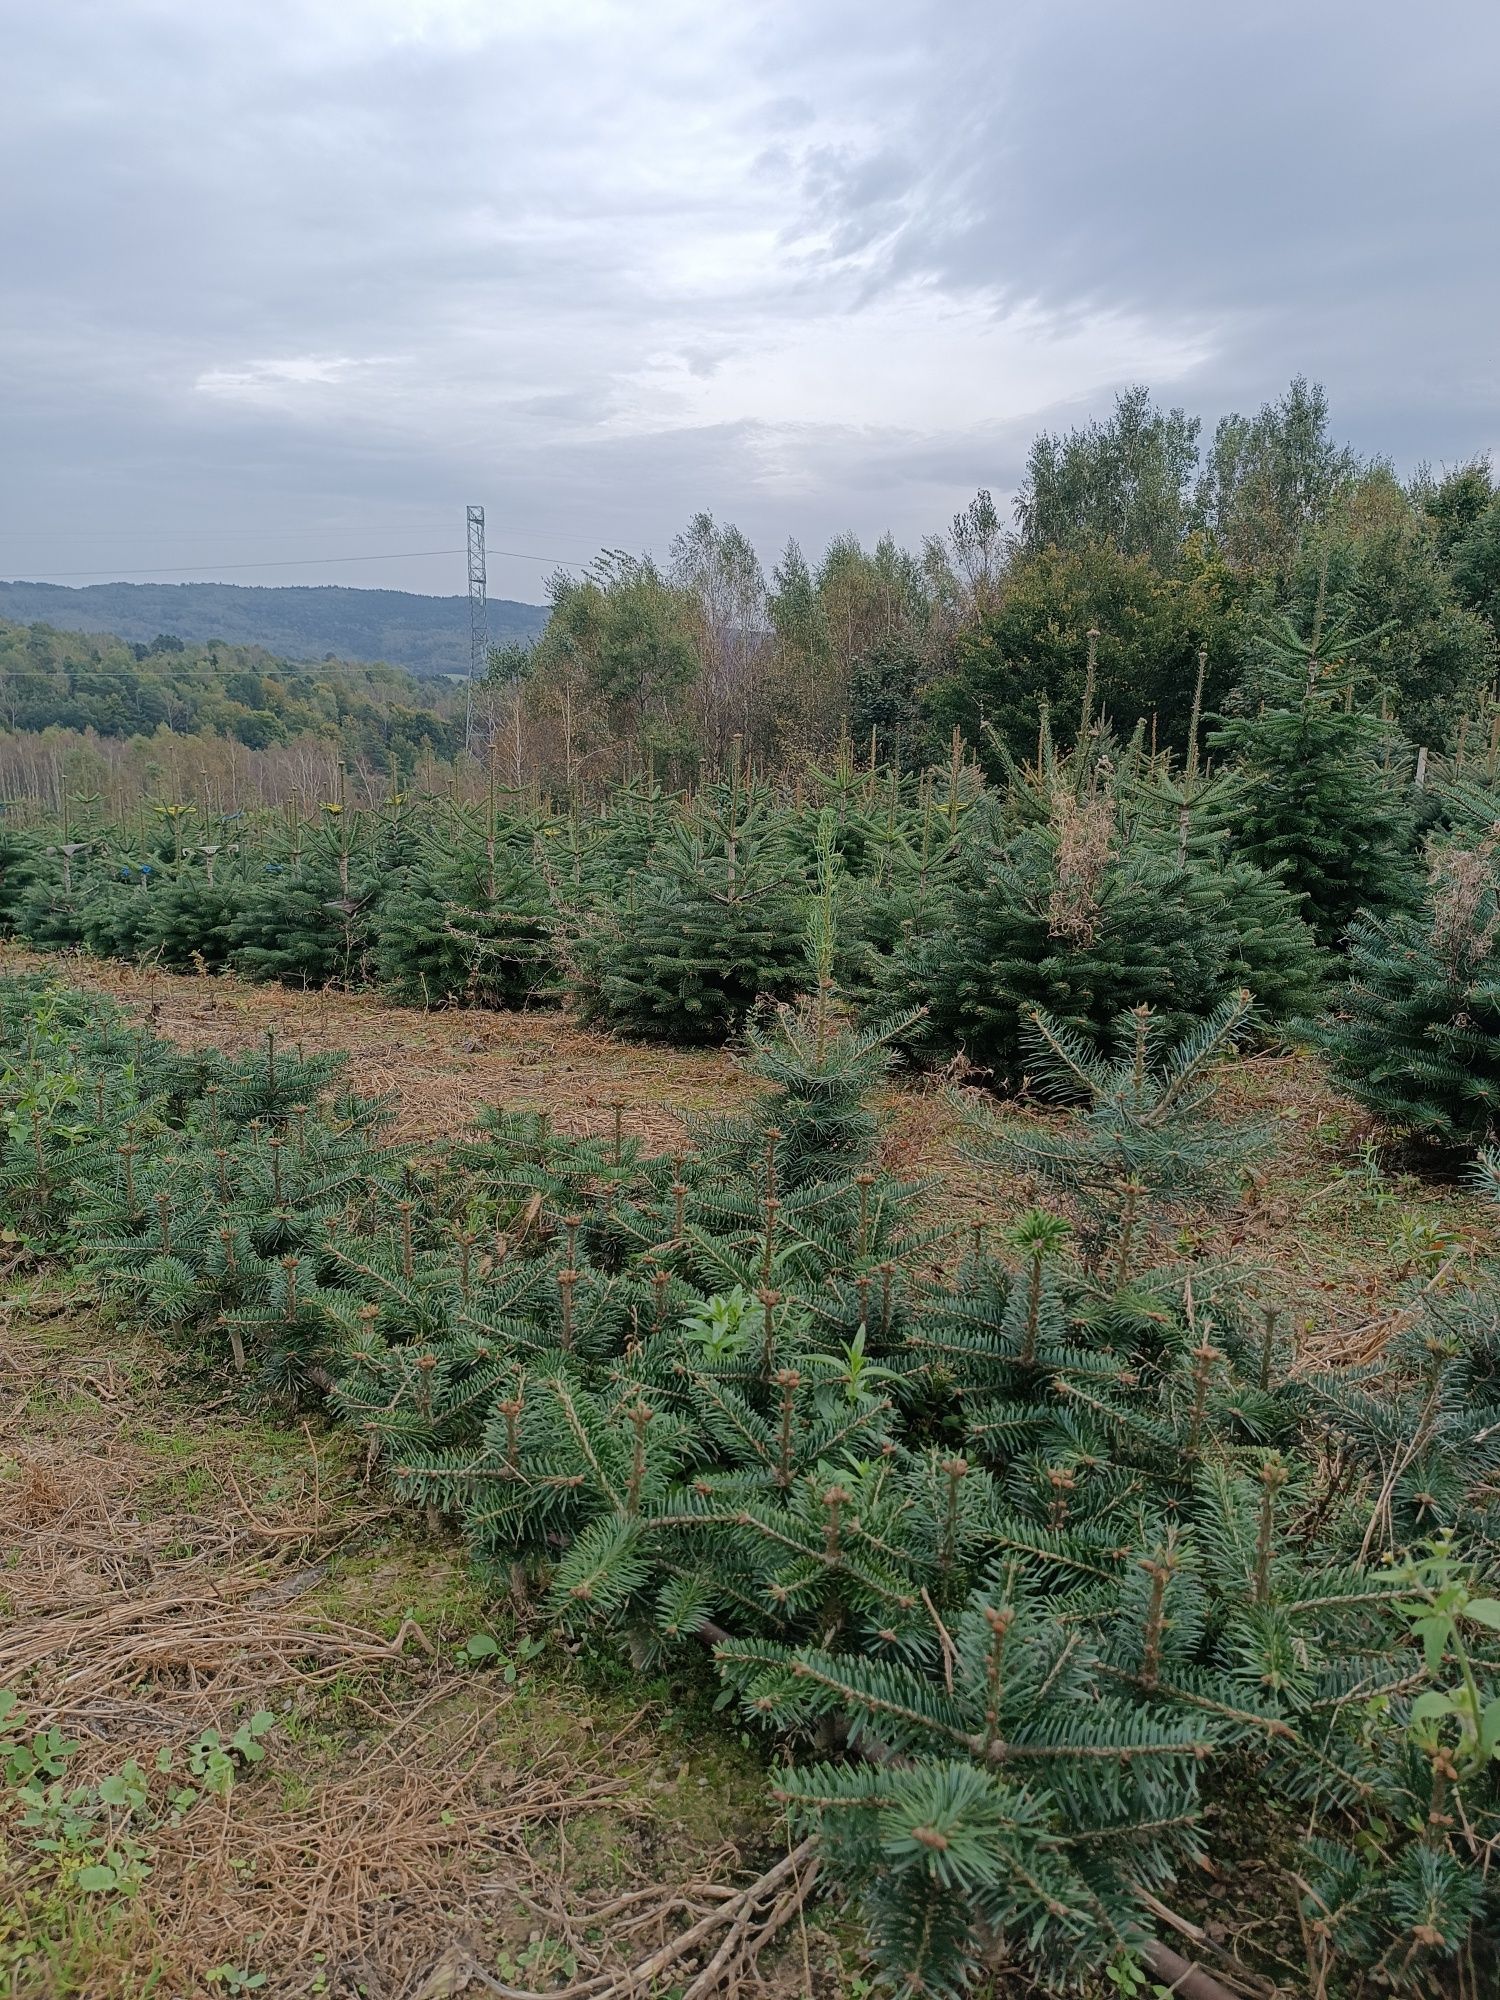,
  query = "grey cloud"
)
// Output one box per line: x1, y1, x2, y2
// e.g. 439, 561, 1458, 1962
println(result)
3, 0, 1498, 610
869, 0, 1500, 459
